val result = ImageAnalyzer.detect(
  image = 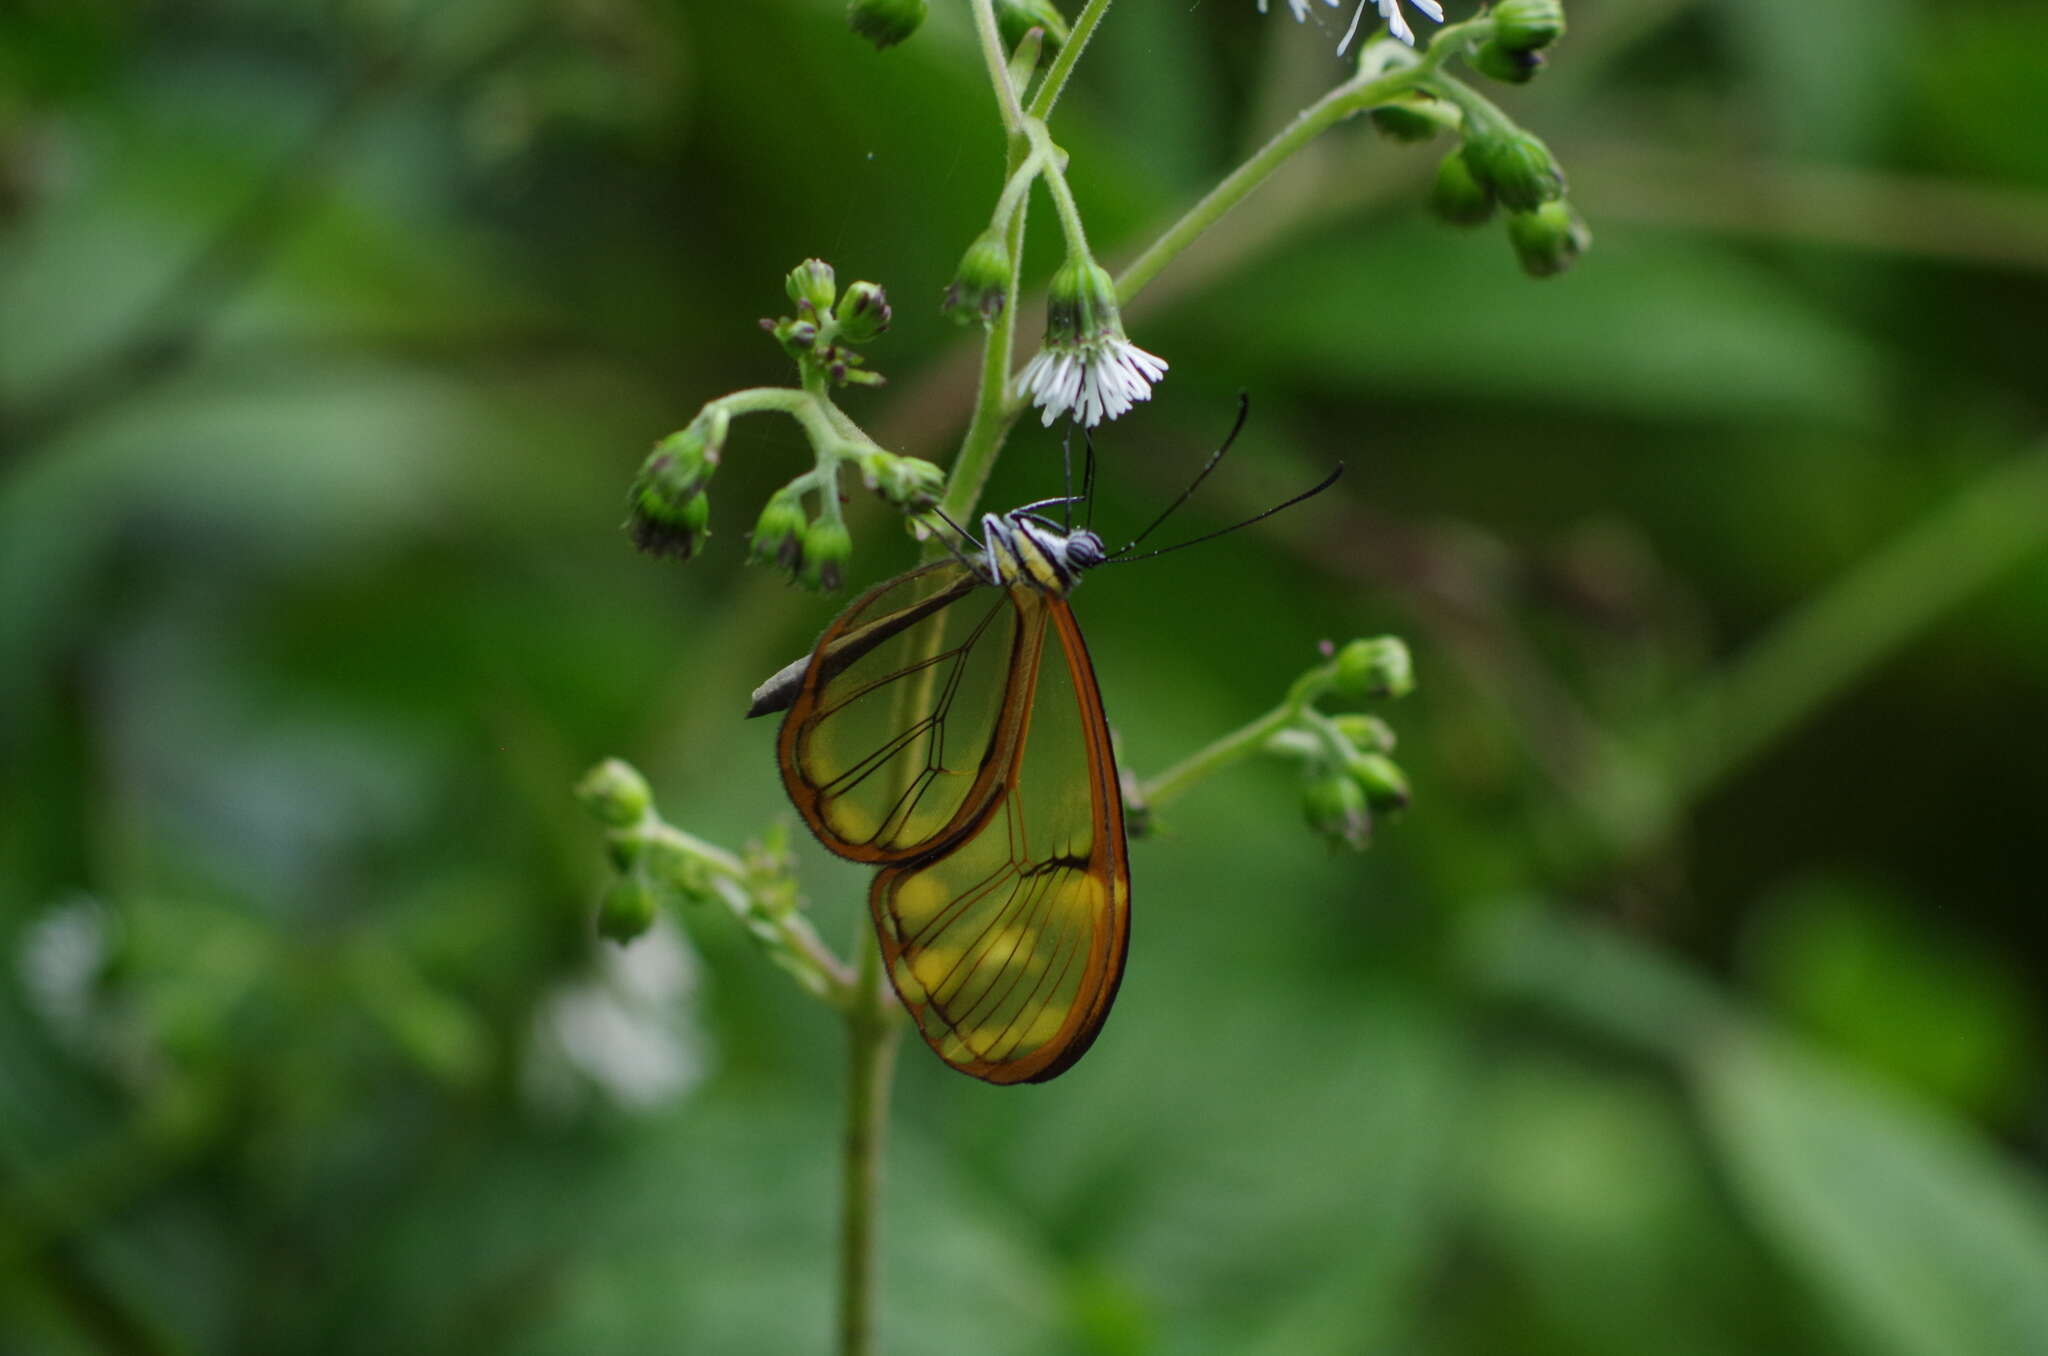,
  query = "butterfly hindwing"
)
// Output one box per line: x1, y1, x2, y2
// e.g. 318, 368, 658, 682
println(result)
872, 590, 1130, 1084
